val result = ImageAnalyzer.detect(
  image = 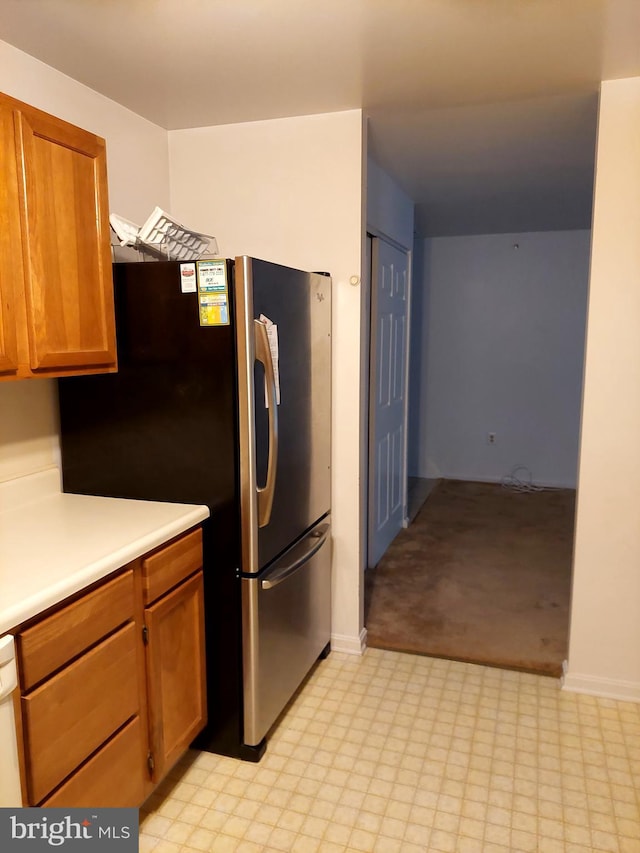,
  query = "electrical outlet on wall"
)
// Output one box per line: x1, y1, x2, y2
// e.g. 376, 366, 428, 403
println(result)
487, 432, 496, 444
